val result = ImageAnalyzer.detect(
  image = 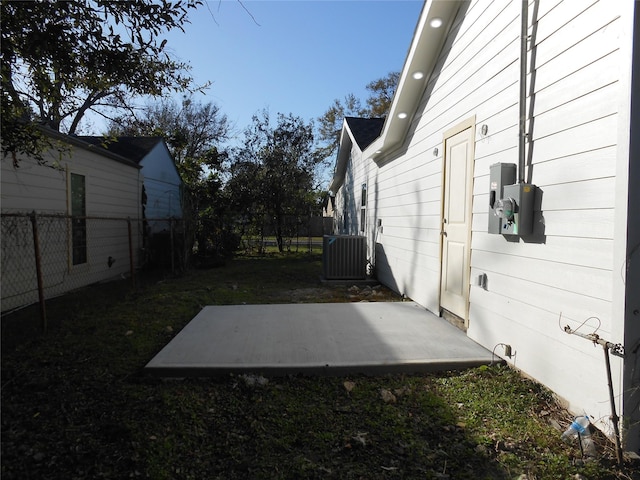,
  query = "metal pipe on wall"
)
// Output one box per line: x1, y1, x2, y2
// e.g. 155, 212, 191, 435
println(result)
563, 323, 624, 466
518, 0, 528, 184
